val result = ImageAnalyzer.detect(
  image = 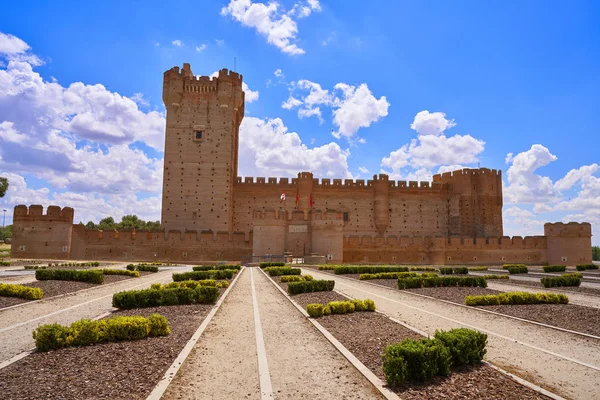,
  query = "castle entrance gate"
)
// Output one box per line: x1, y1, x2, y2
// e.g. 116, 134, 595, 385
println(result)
286, 223, 310, 257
